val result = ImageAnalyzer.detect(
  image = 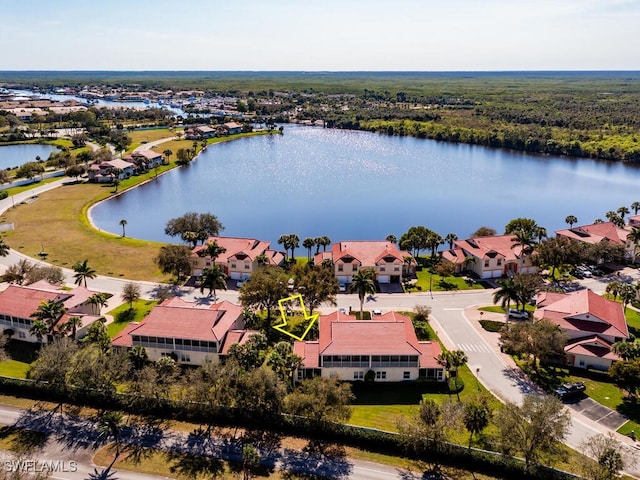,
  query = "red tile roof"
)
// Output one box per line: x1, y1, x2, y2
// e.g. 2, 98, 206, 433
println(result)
220, 329, 261, 354
315, 241, 411, 266
564, 335, 621, 361
441, 248, 467, 265
192, 236, 273, 262
131, 149, 162, 160
118, 299, 243, 343
454, 235, 524, 261
295, 311, 441, 369
112, 322, 140, 347
0, 285, 74, 319
534, 289, 629, 339
555, 222, 628, 245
